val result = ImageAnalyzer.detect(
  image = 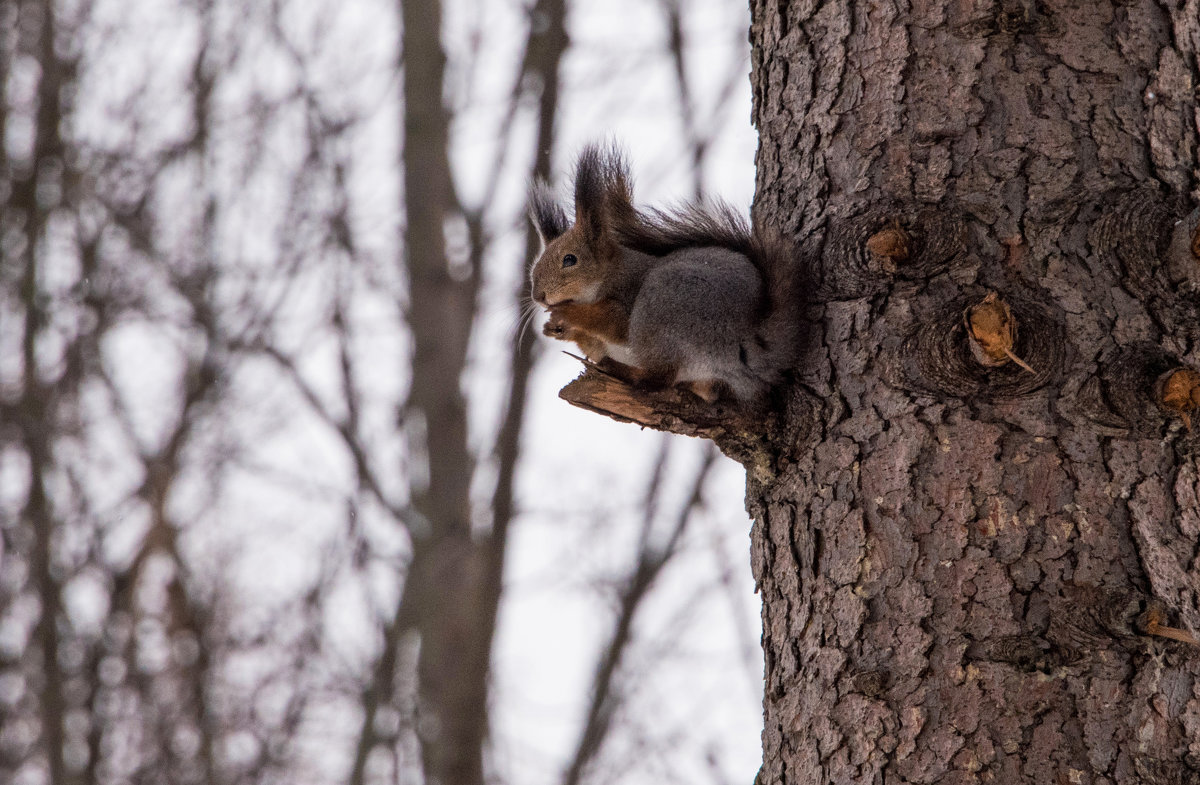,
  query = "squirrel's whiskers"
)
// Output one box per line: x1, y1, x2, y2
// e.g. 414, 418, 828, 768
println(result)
502, 299, 543, 347
516, 299, 542, 346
